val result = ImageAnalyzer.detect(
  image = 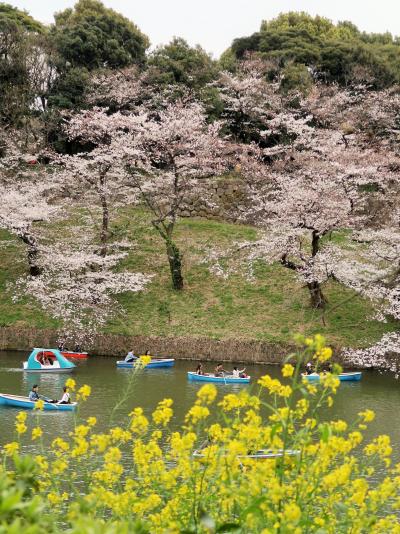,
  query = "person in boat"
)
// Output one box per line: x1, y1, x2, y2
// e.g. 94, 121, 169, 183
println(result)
28, 385, 56, 403
58, 386, 71, 404
125, 349, 137, 363
42, 355, 51, 366
305, 362, 314, 375
145, 350, 151, 356
29, 385, 41, 401
58, 342, 65, 351
214, 364, 226, 377
196, 363, 204, 375
232, 366, 247, 378
74, 344, 81, 353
